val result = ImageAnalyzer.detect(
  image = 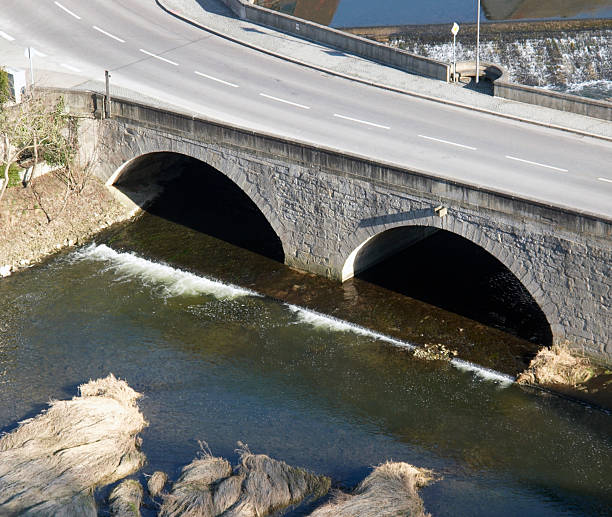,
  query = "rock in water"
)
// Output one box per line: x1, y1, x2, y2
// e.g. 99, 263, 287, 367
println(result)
160, 443, 330, 516
0, 373, 147, 516
308, 462, 437, 517
110, 479, 144, 517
